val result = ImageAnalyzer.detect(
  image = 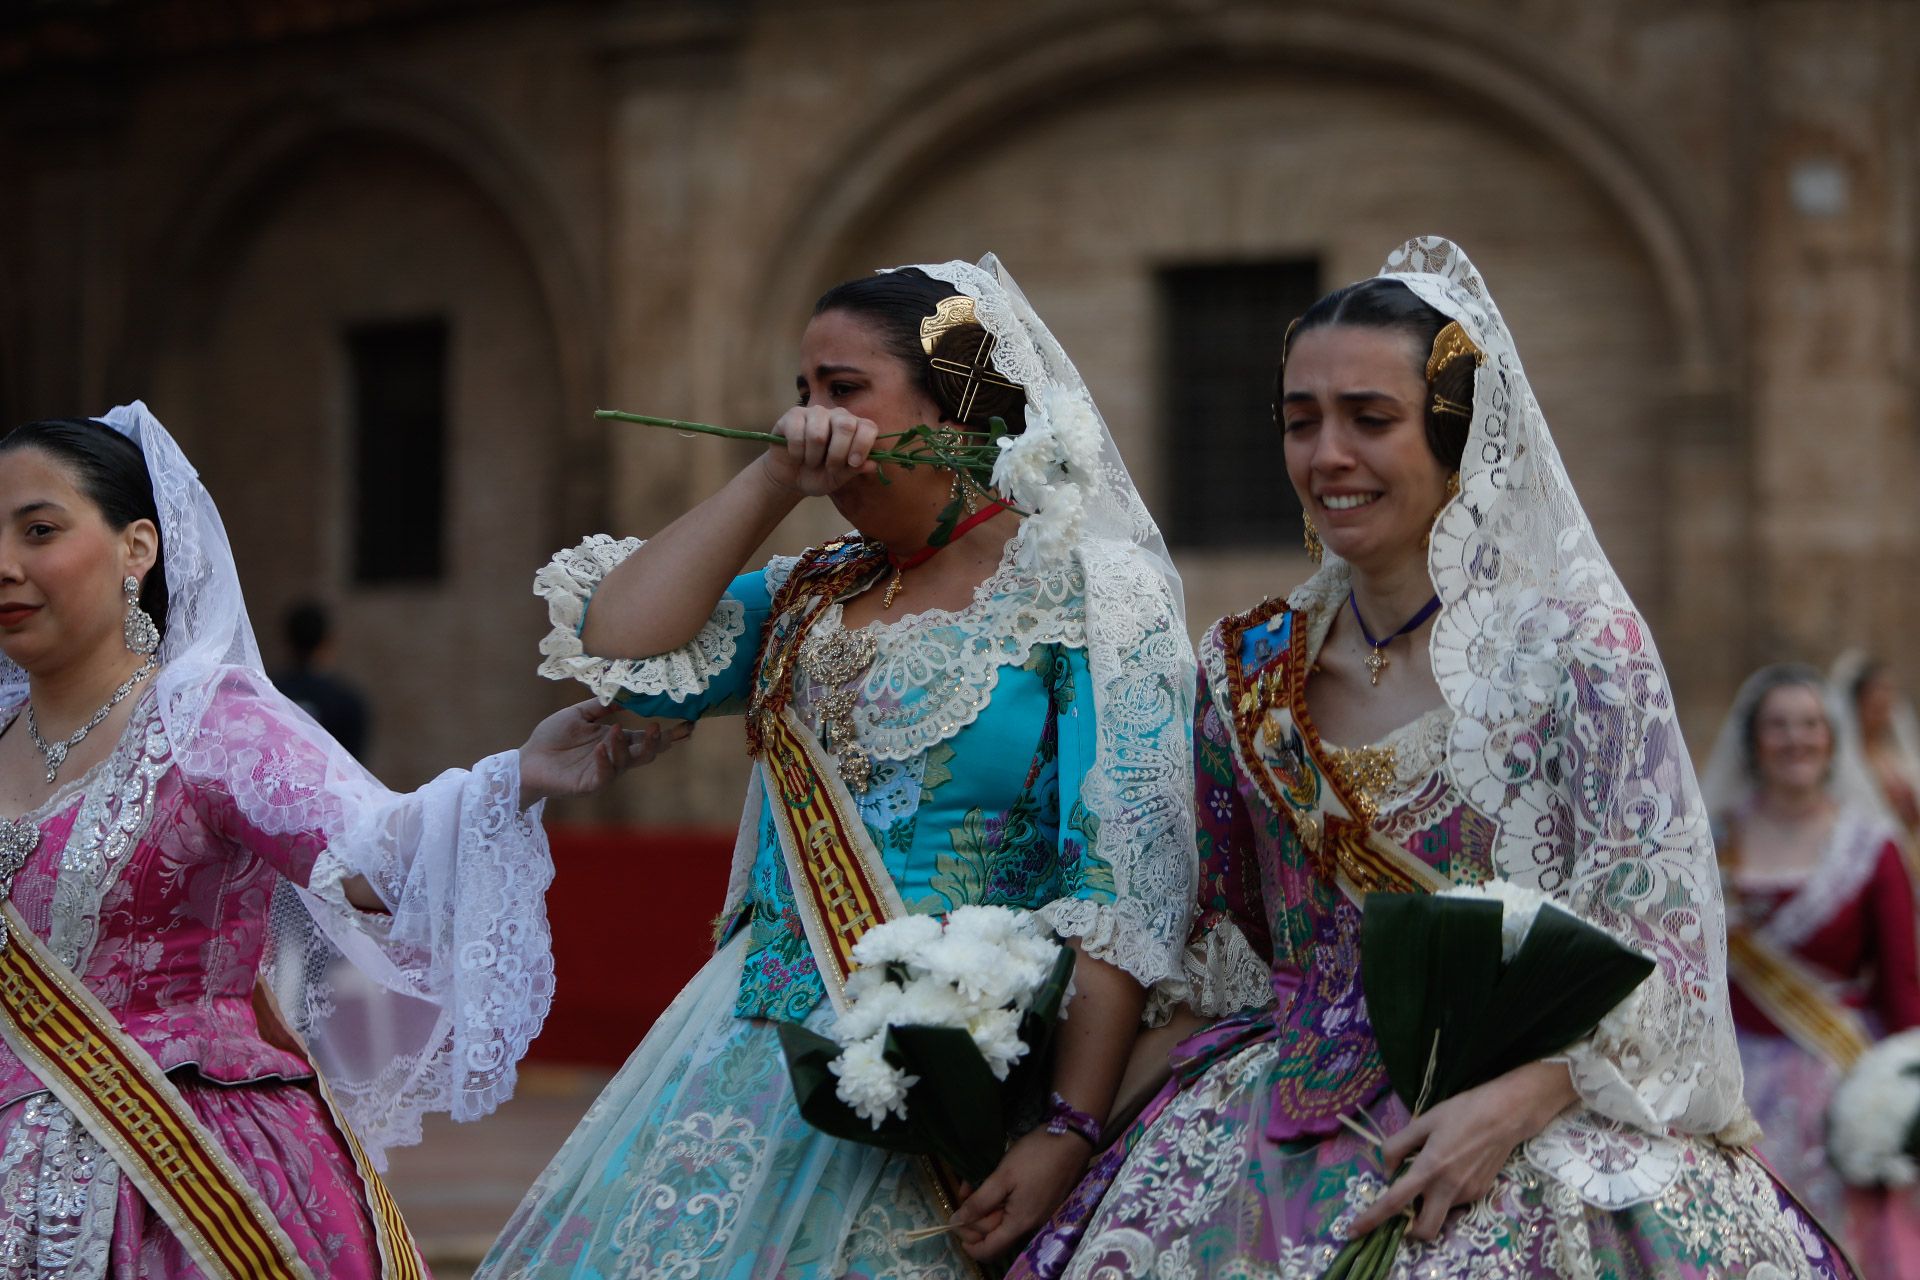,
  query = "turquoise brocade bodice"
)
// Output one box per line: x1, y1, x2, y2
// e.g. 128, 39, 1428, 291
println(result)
607, 554, 1113, 1024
